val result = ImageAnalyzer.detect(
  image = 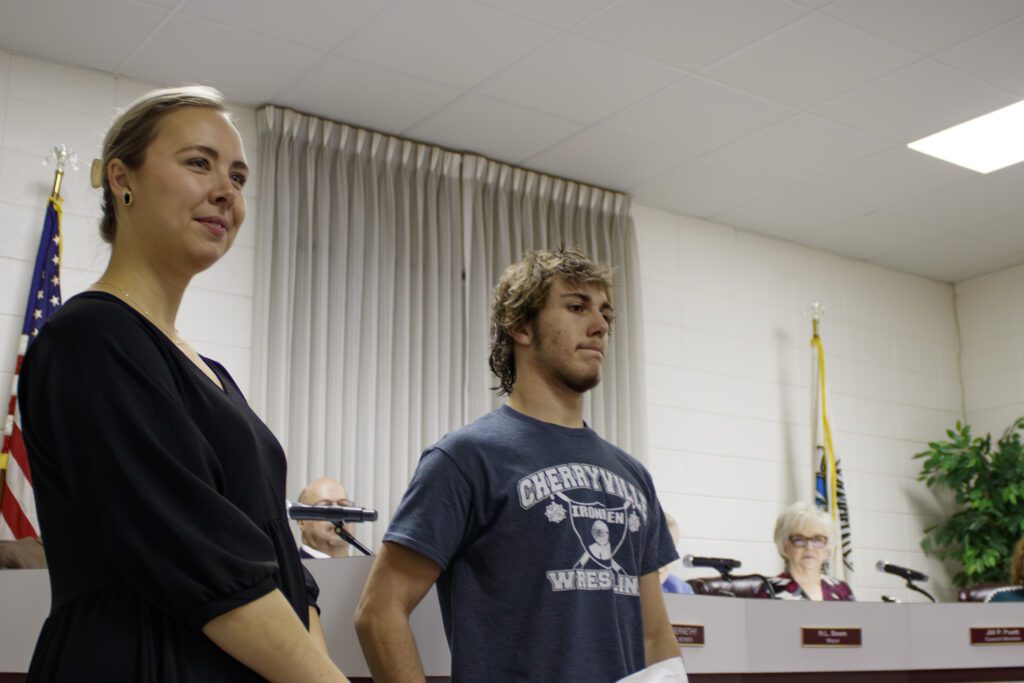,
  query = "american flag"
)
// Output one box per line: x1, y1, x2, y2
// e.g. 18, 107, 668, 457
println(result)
0, 196, 63, 540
